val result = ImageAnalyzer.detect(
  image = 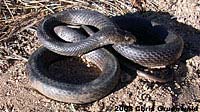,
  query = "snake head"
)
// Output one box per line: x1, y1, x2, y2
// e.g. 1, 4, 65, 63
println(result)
100, 27, 136, 46
112, 28, 136, 45
123, 30, 136, 45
